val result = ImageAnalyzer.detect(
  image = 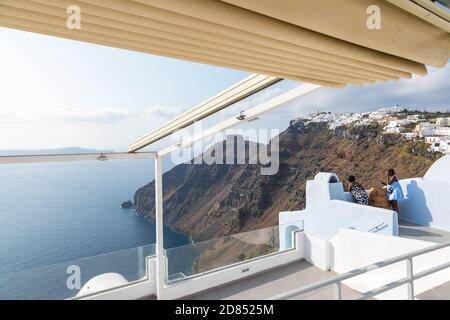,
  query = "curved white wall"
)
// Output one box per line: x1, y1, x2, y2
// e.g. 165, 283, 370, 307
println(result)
399, 154, 450, 232
400, 178, 450, 231
424, 155, 450, 183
